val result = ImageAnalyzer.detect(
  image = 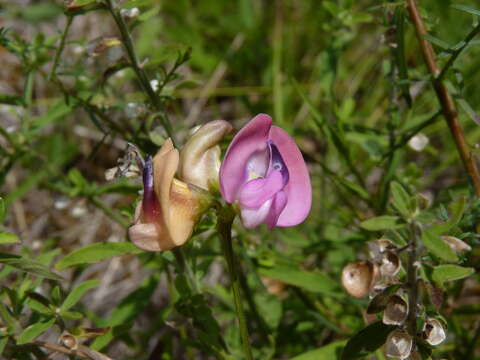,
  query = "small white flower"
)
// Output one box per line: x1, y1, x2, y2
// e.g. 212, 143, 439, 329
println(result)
150, 79, 159, 92
408, 133, 429, 152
